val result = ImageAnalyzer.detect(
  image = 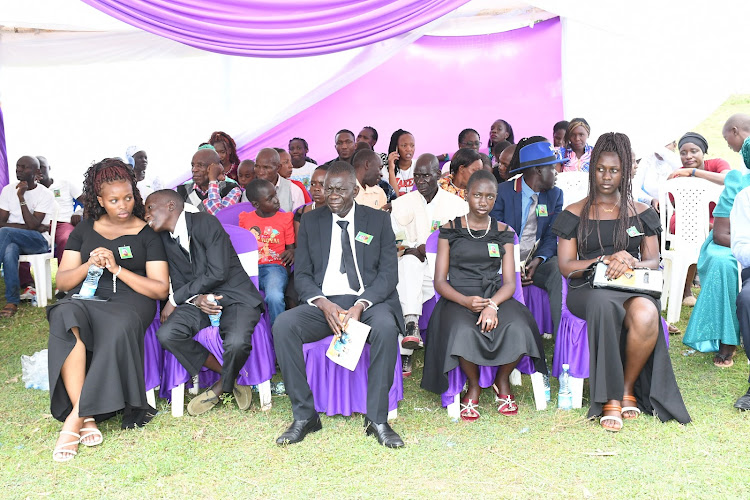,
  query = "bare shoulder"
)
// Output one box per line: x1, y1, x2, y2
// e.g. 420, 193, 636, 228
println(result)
565, 199, 585, 216
633, 200, 650, 214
